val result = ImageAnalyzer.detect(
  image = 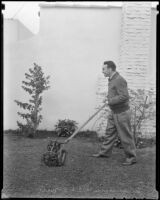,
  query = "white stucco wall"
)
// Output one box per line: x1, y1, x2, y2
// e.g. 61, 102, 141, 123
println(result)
4, 19, 34, 44
3, 4, 157, 132
3, 19, 18, 43
96, 2, 157, 136
150, 8, 157, 84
